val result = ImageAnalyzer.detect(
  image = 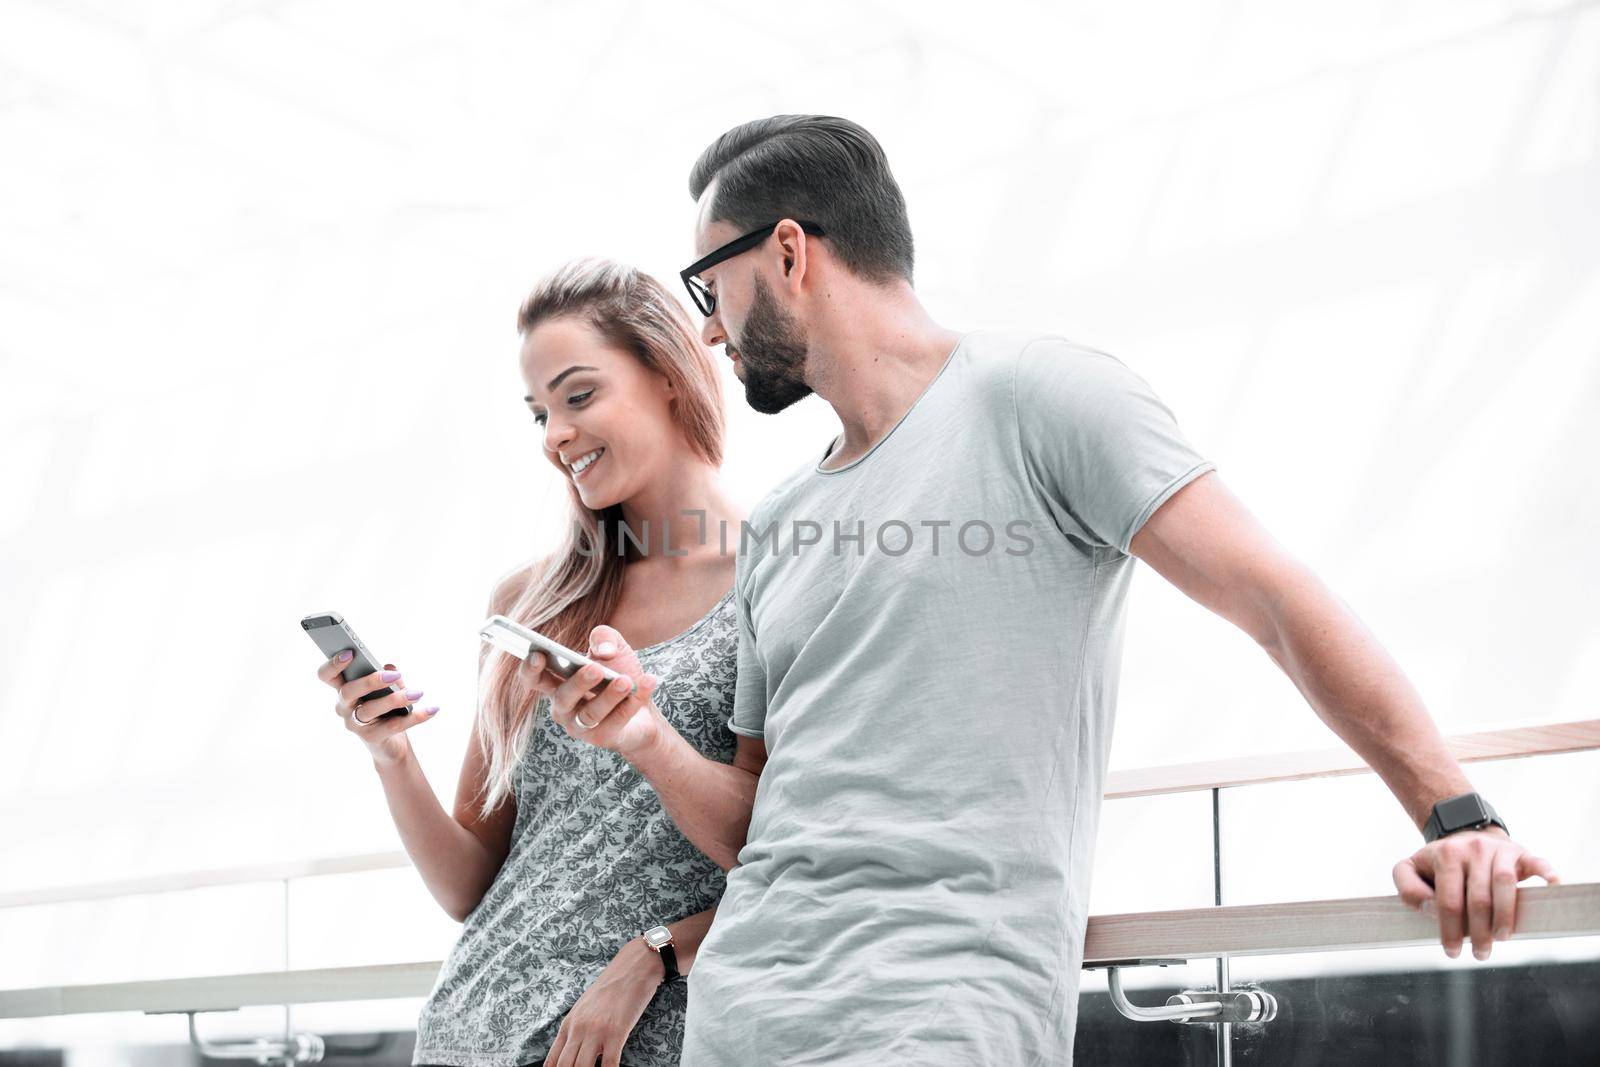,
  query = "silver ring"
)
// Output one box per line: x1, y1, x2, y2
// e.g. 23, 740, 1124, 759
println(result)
350, 702, 377, 726
574, 711, 595, 730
